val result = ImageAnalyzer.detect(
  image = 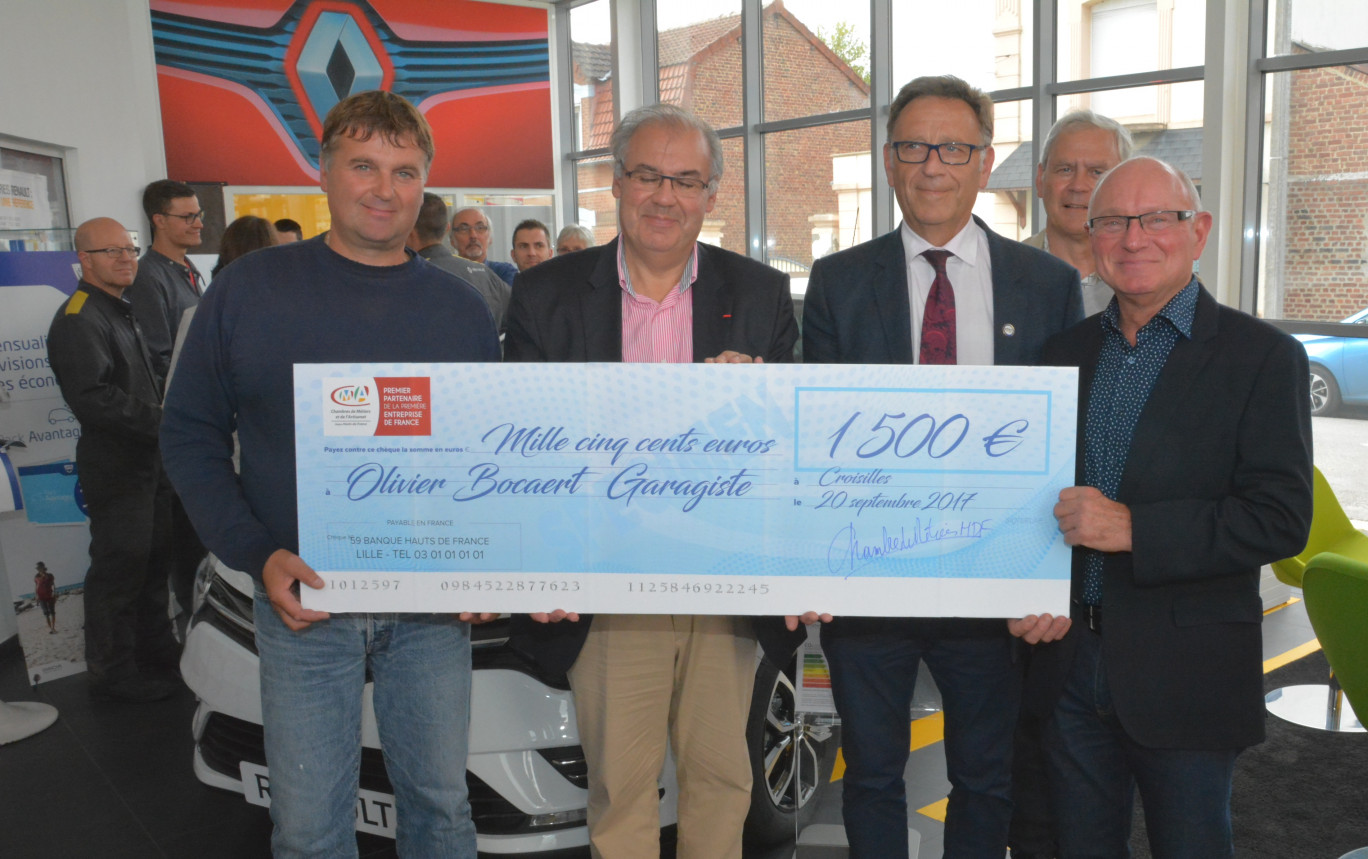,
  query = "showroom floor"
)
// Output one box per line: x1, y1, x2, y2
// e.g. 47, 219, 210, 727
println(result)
0, 597, 1330, 859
